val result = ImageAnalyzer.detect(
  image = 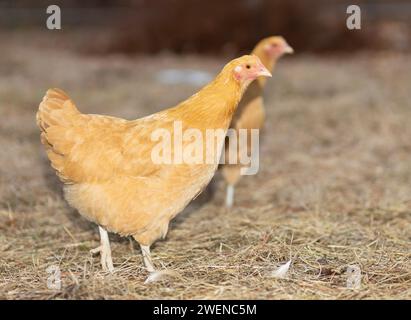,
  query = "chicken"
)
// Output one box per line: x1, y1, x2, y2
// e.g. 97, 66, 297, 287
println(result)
222, 36, 293, 207
36, 55, 271, 275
